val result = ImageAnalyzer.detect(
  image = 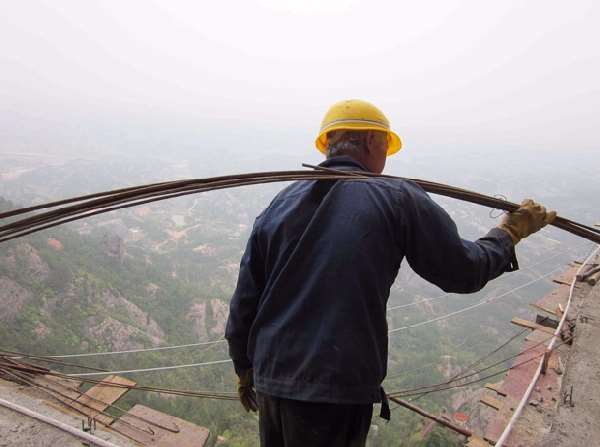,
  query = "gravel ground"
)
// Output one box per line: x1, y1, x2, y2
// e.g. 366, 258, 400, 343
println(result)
539, 263, 600, 446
